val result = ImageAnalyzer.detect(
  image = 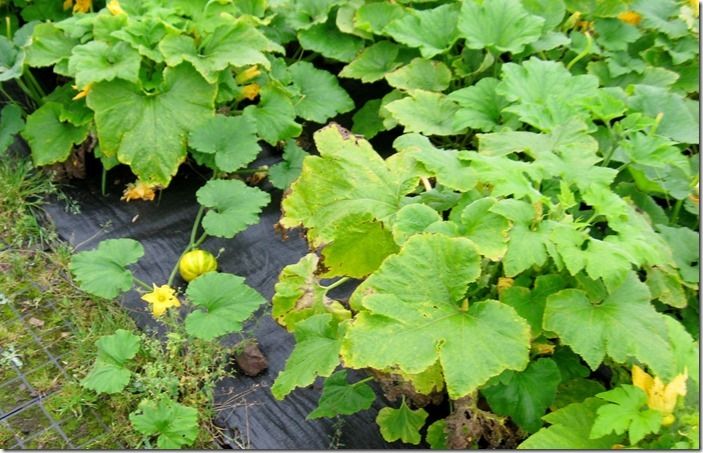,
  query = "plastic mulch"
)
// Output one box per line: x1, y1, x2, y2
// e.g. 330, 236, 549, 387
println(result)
40, 149, 403, 449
